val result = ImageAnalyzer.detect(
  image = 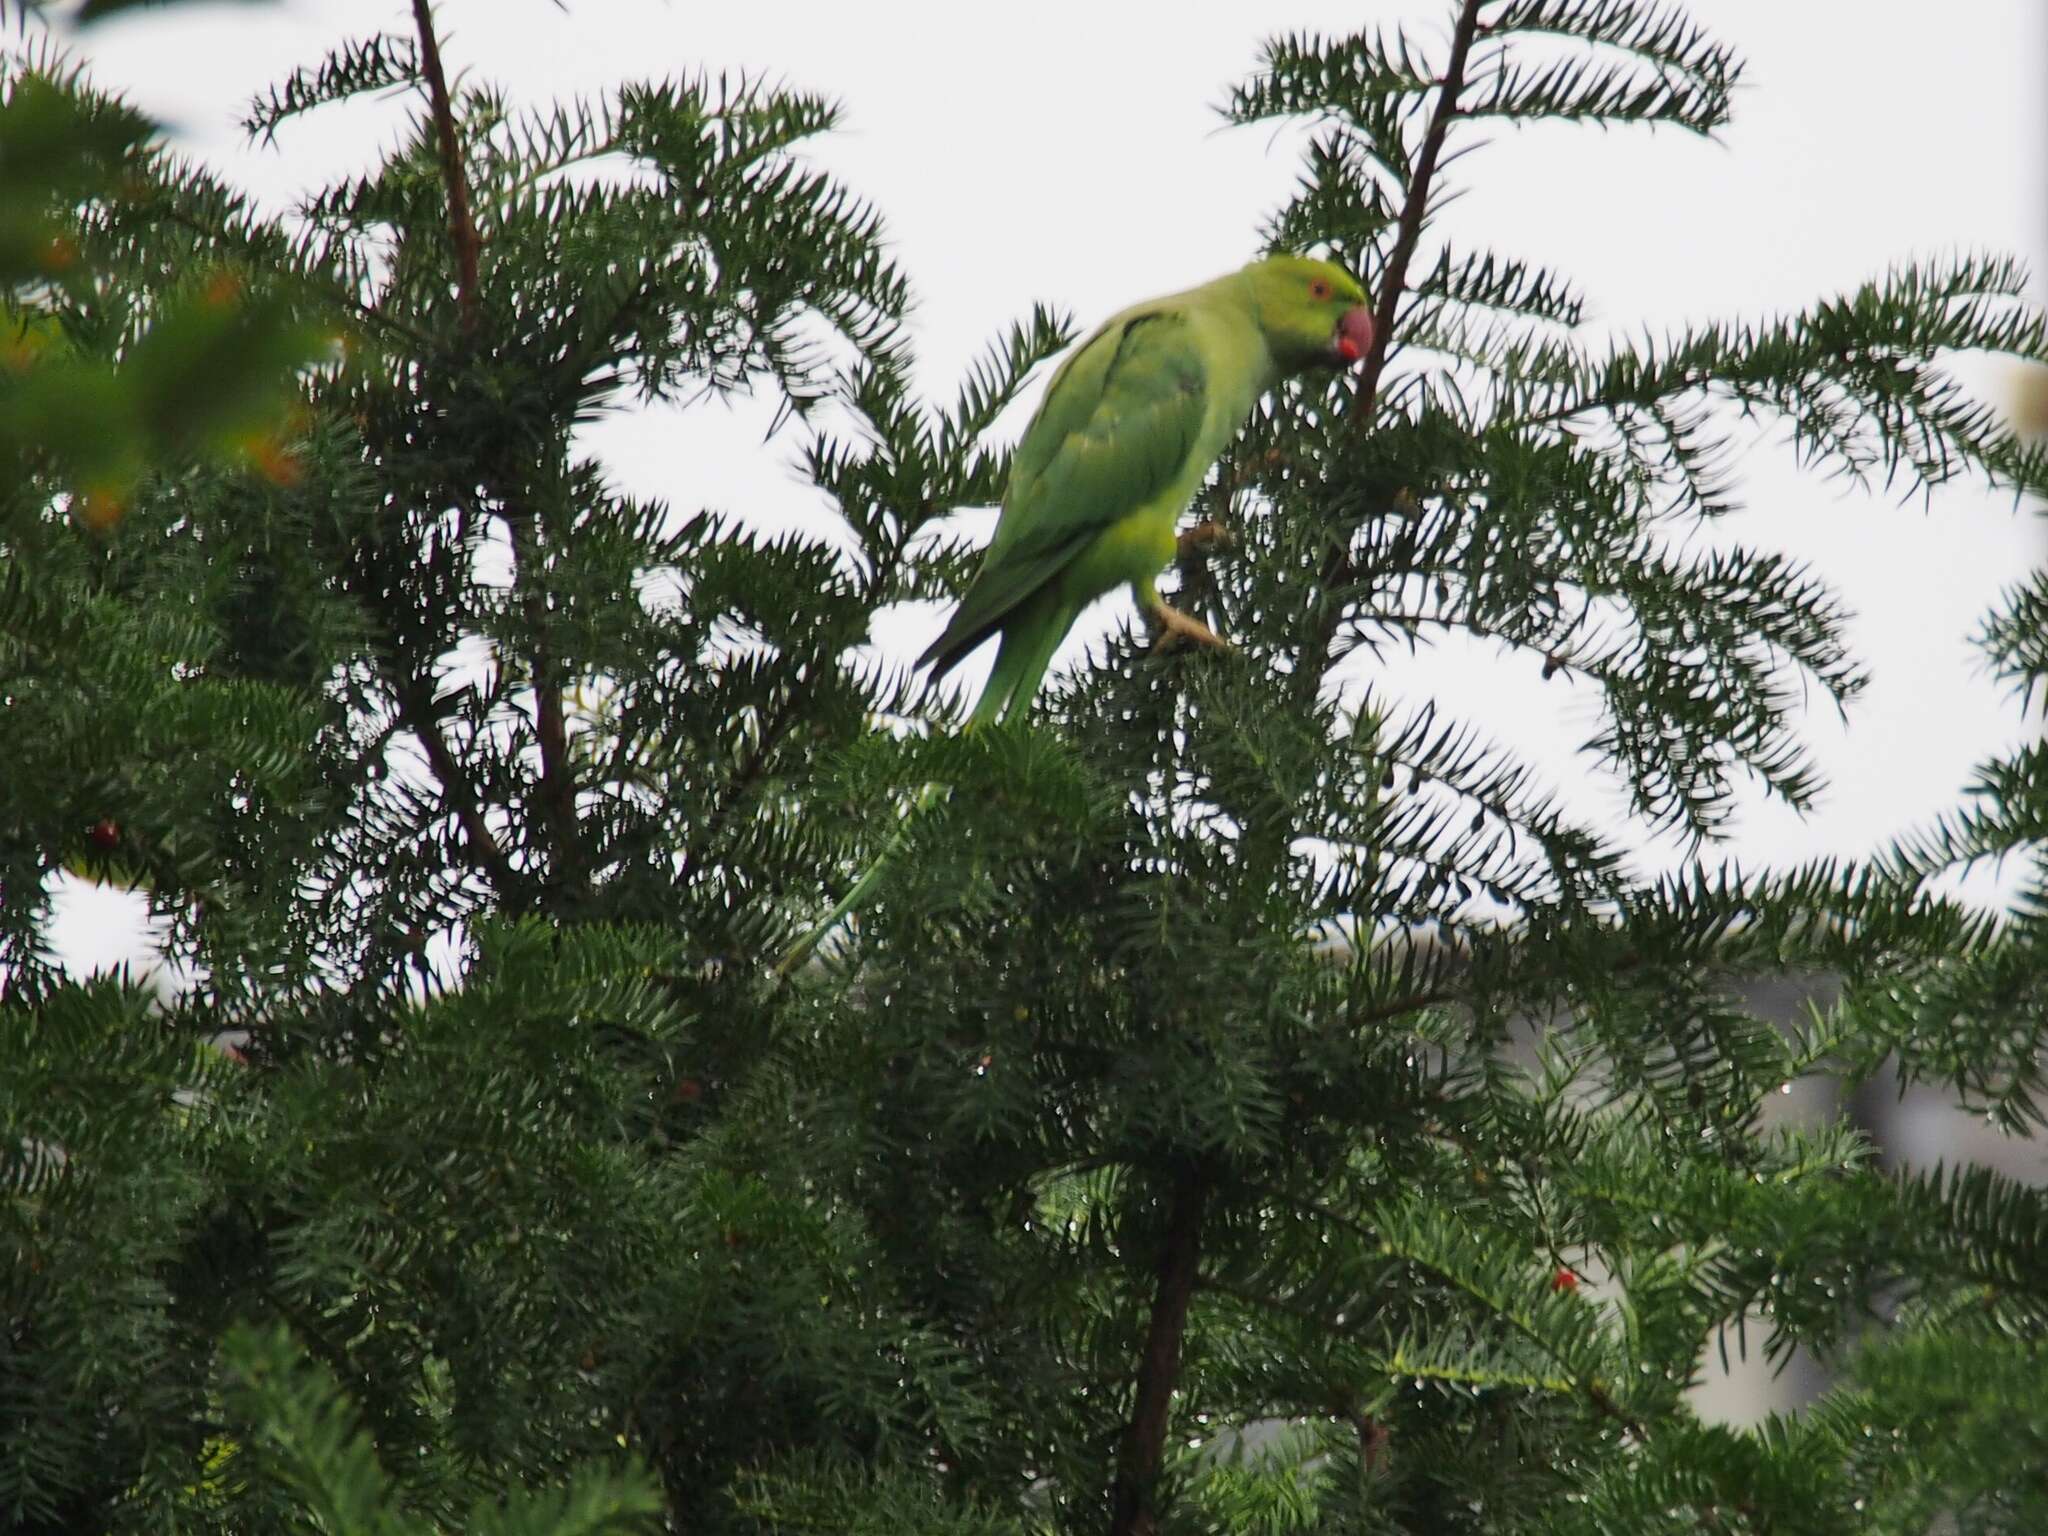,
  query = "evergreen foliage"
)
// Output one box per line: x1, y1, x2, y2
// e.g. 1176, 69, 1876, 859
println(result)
3, 2, 2045, 1531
